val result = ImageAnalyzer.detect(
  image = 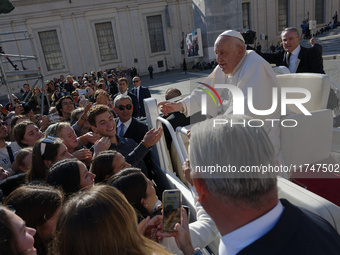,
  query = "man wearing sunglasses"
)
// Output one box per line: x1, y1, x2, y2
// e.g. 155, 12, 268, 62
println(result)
114, 95, 148, 144
131, 76, 151, 117
112, 77, 139, 118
